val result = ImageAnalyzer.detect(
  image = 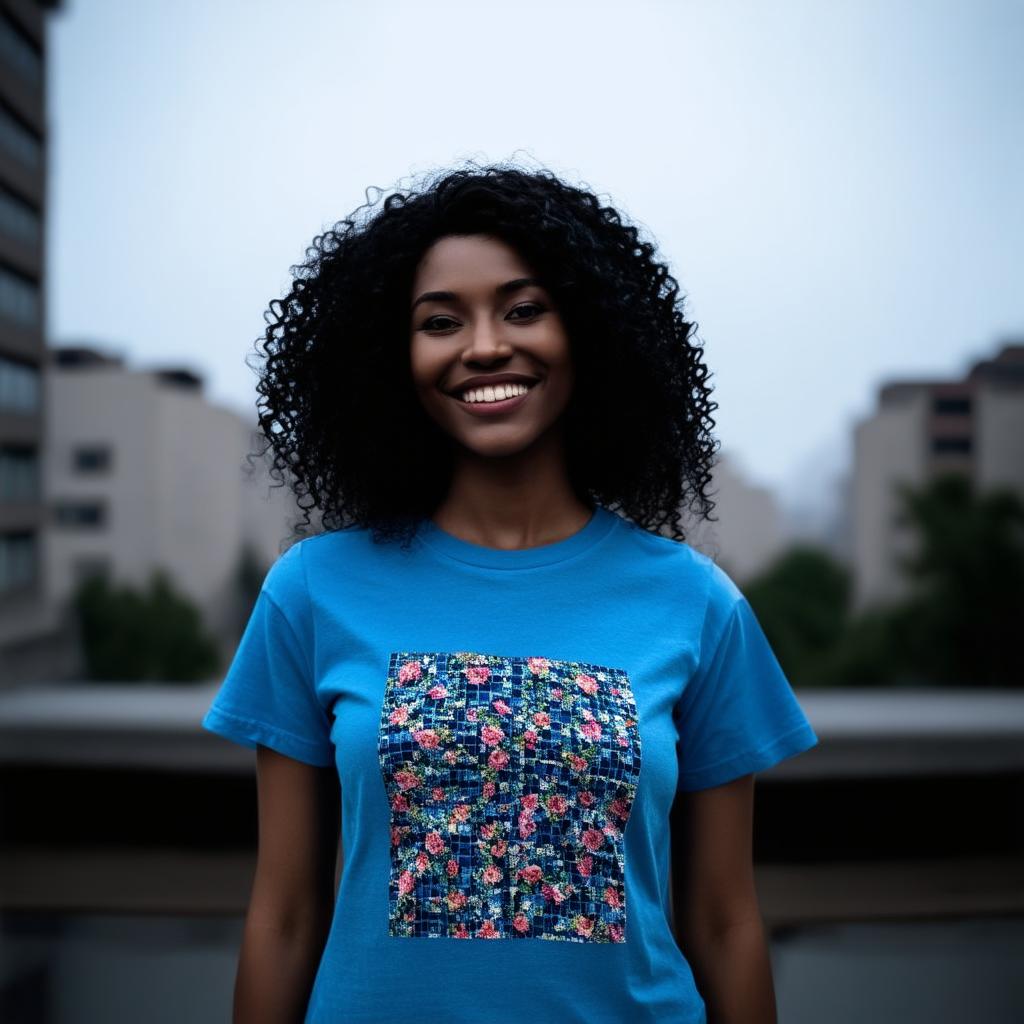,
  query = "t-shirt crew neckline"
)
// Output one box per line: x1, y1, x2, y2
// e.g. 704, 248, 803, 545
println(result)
414, 503, 621, 570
